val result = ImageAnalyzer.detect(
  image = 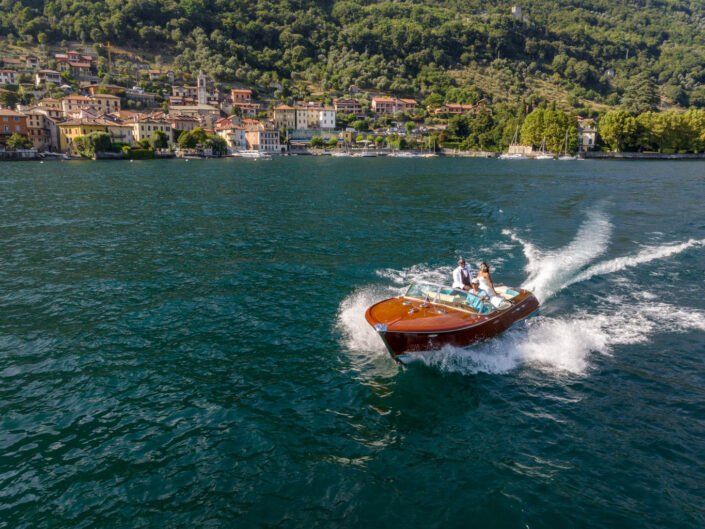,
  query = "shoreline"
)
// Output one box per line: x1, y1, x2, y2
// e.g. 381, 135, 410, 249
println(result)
5, 151, 705, 162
